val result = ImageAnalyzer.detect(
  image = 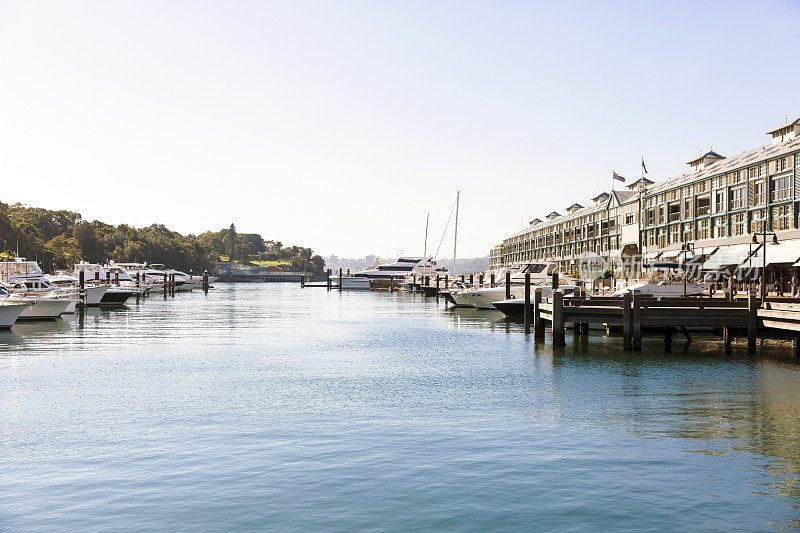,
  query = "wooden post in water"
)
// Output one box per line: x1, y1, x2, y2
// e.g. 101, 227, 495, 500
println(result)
202, 270, 209, 292
552, 272, 559, 291
747, 290, 757, 354
461, 274, 465, 284
722, 326, 732, 354
622, 292, 632, 351
300, 274, 305, 288
436, 275, 440, 294
552, 290, 565, 346
412, 274, 416, 291
115, 271, 120, 286
505, 271, 511, 300
326, 269, 331, 291
533, 287, 544, 340
664, 326, 674, 352
632, 291, 642, 351
490, 272, 495, 287
338, 268, 343, 291
390, 277, 395, 292
523, 272, 531, 330
163, 272, 168, 295
469, 273, 473, 286
479, 273, 484, 286
78, 270, 85, 306
135, 272, 140, 288
445, 275, 449, 289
